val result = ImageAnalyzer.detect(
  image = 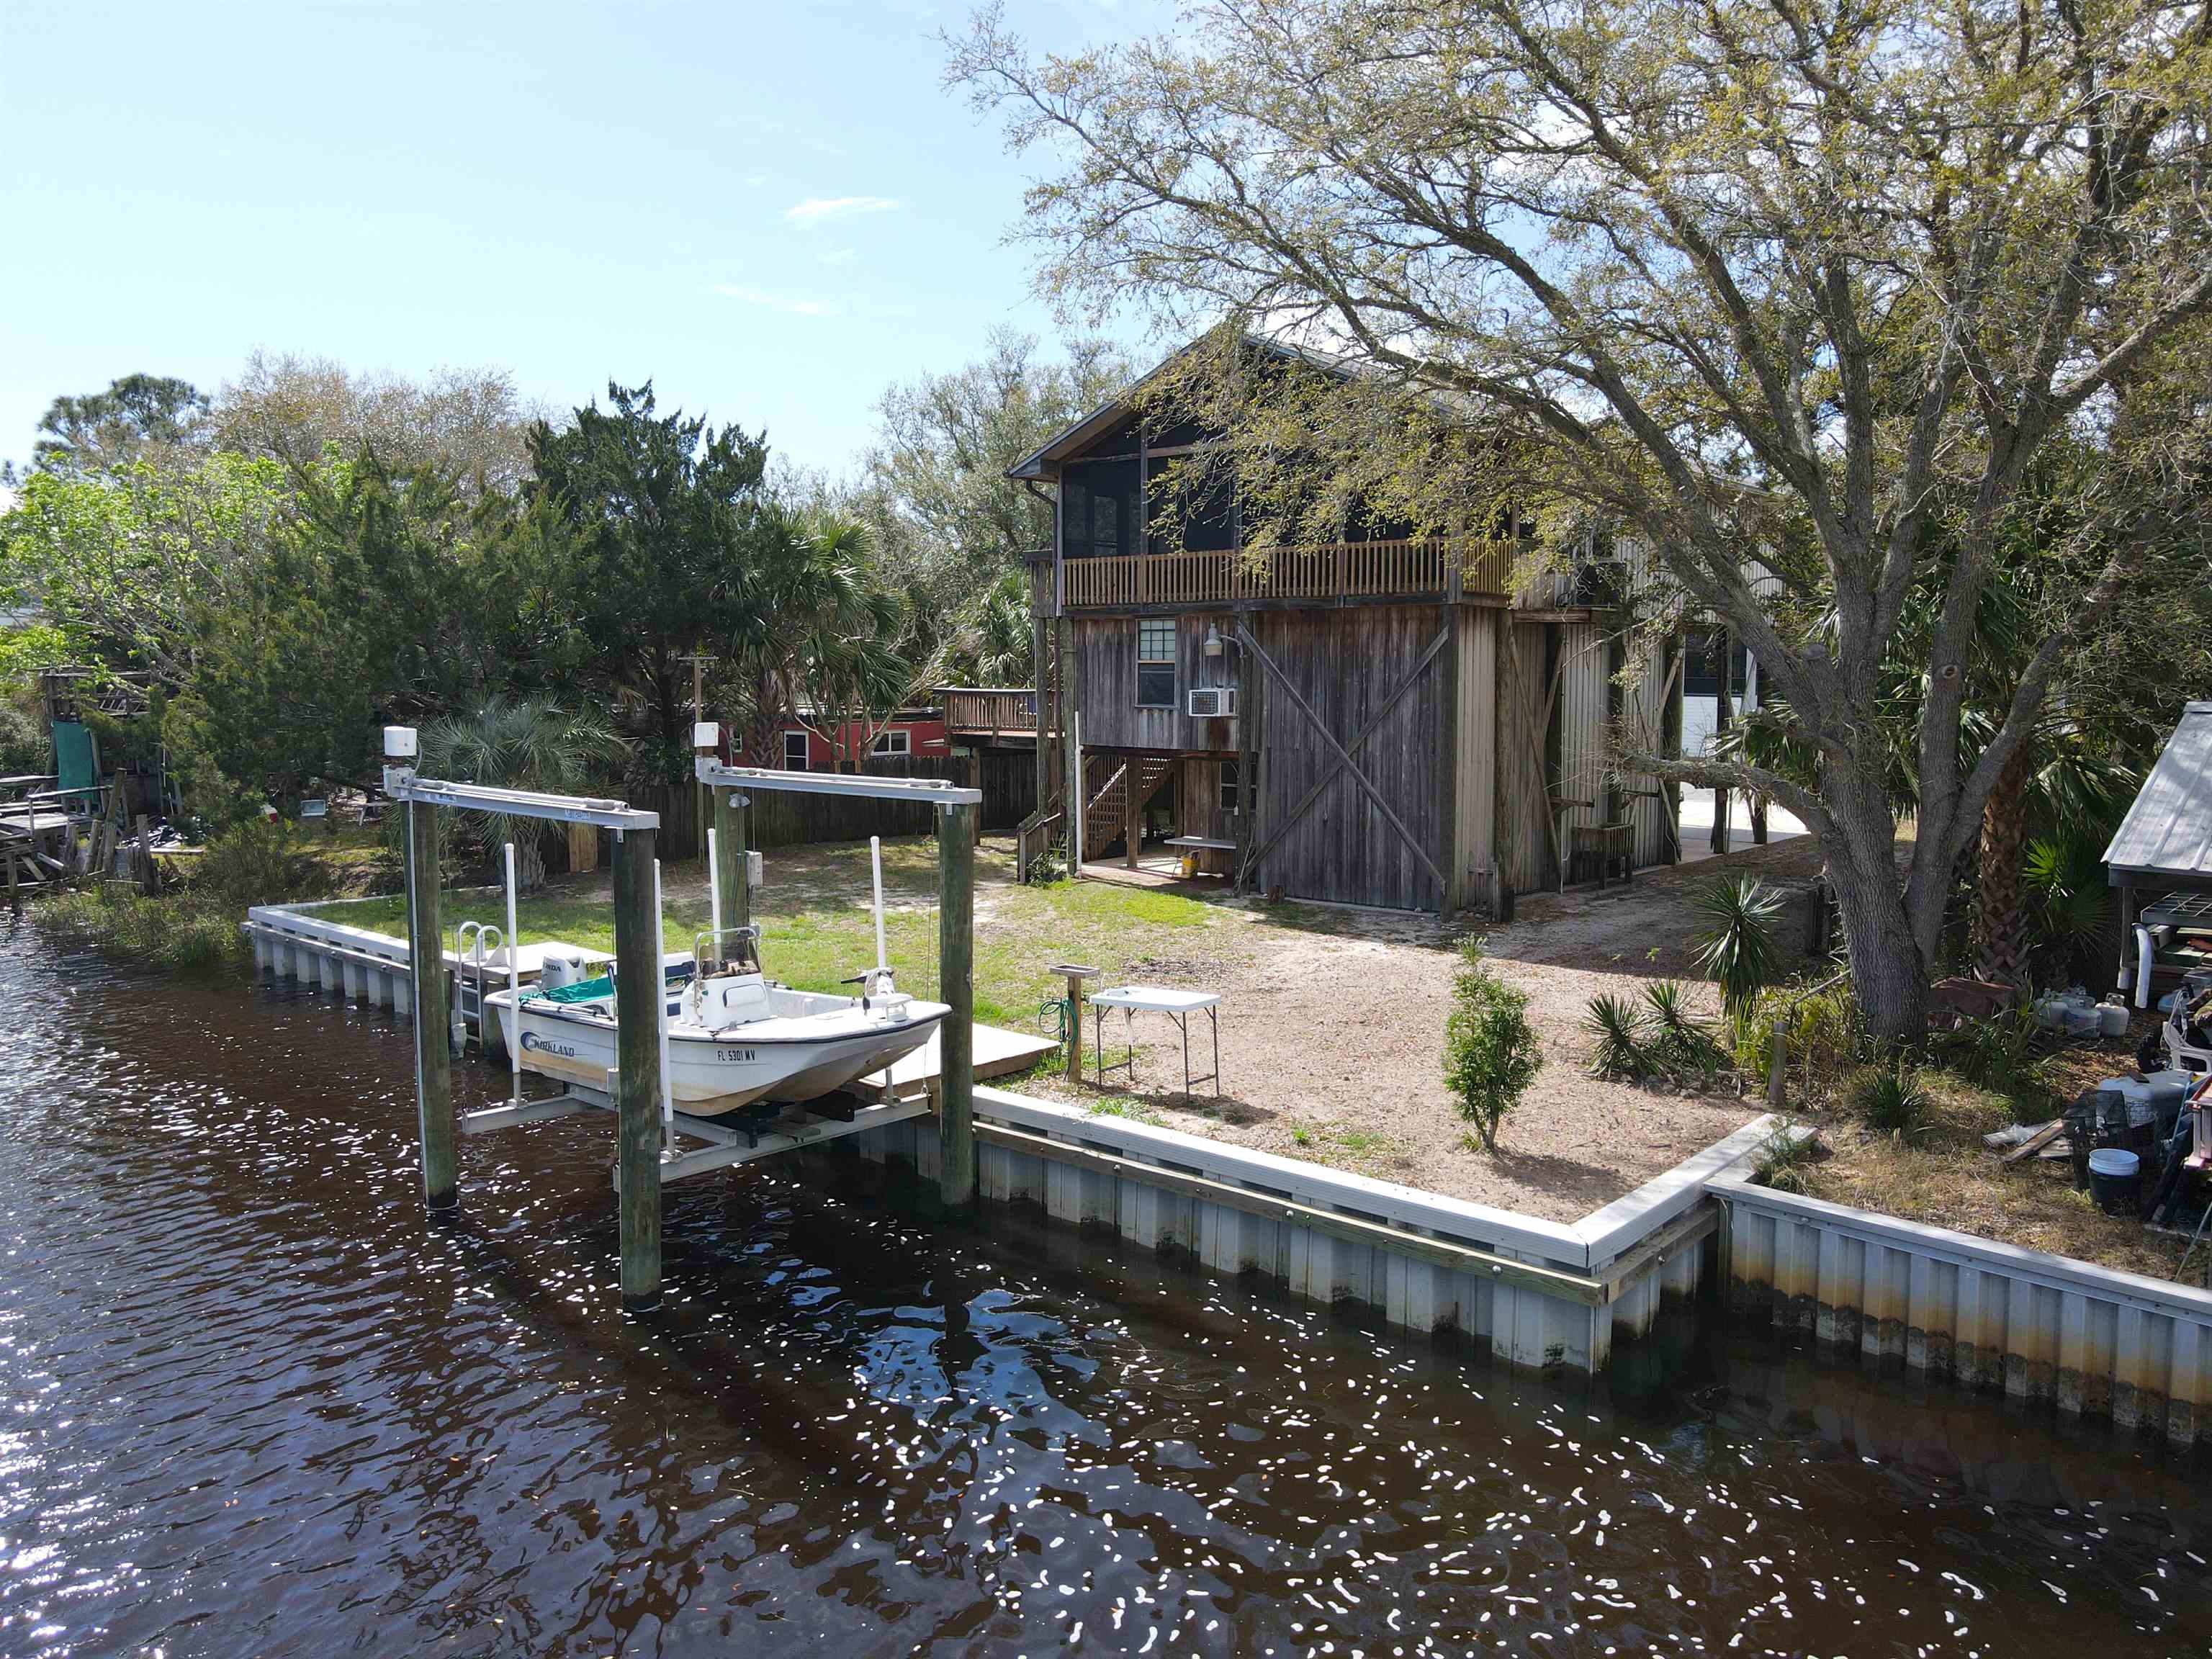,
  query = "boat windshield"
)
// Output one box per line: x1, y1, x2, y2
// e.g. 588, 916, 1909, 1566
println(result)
695, 927, 763, 978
